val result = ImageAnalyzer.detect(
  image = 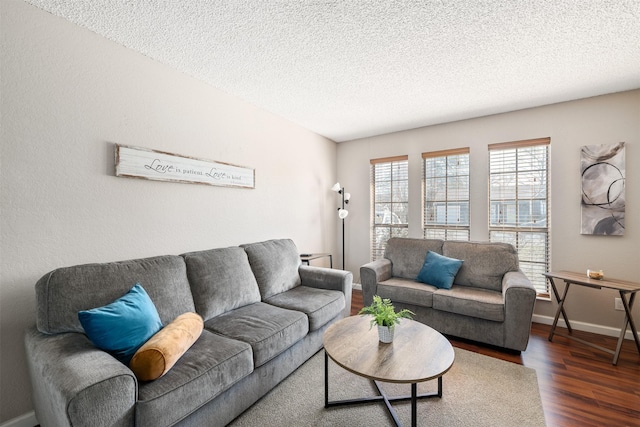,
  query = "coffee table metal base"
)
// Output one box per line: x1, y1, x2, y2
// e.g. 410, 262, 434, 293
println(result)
324, 351, 442, 427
